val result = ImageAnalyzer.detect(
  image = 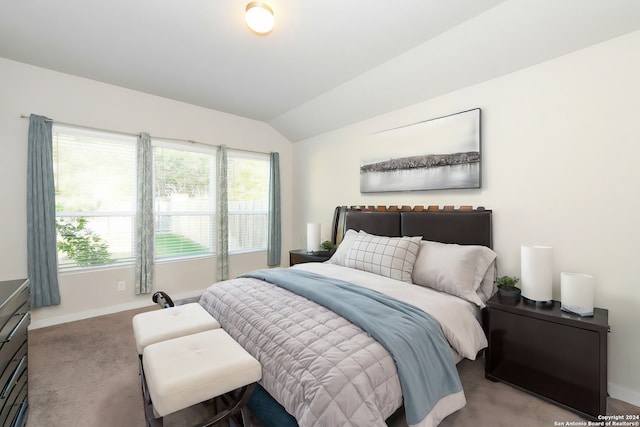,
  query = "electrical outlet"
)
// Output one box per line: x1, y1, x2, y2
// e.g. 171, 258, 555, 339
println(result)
117, 280, 126, 291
